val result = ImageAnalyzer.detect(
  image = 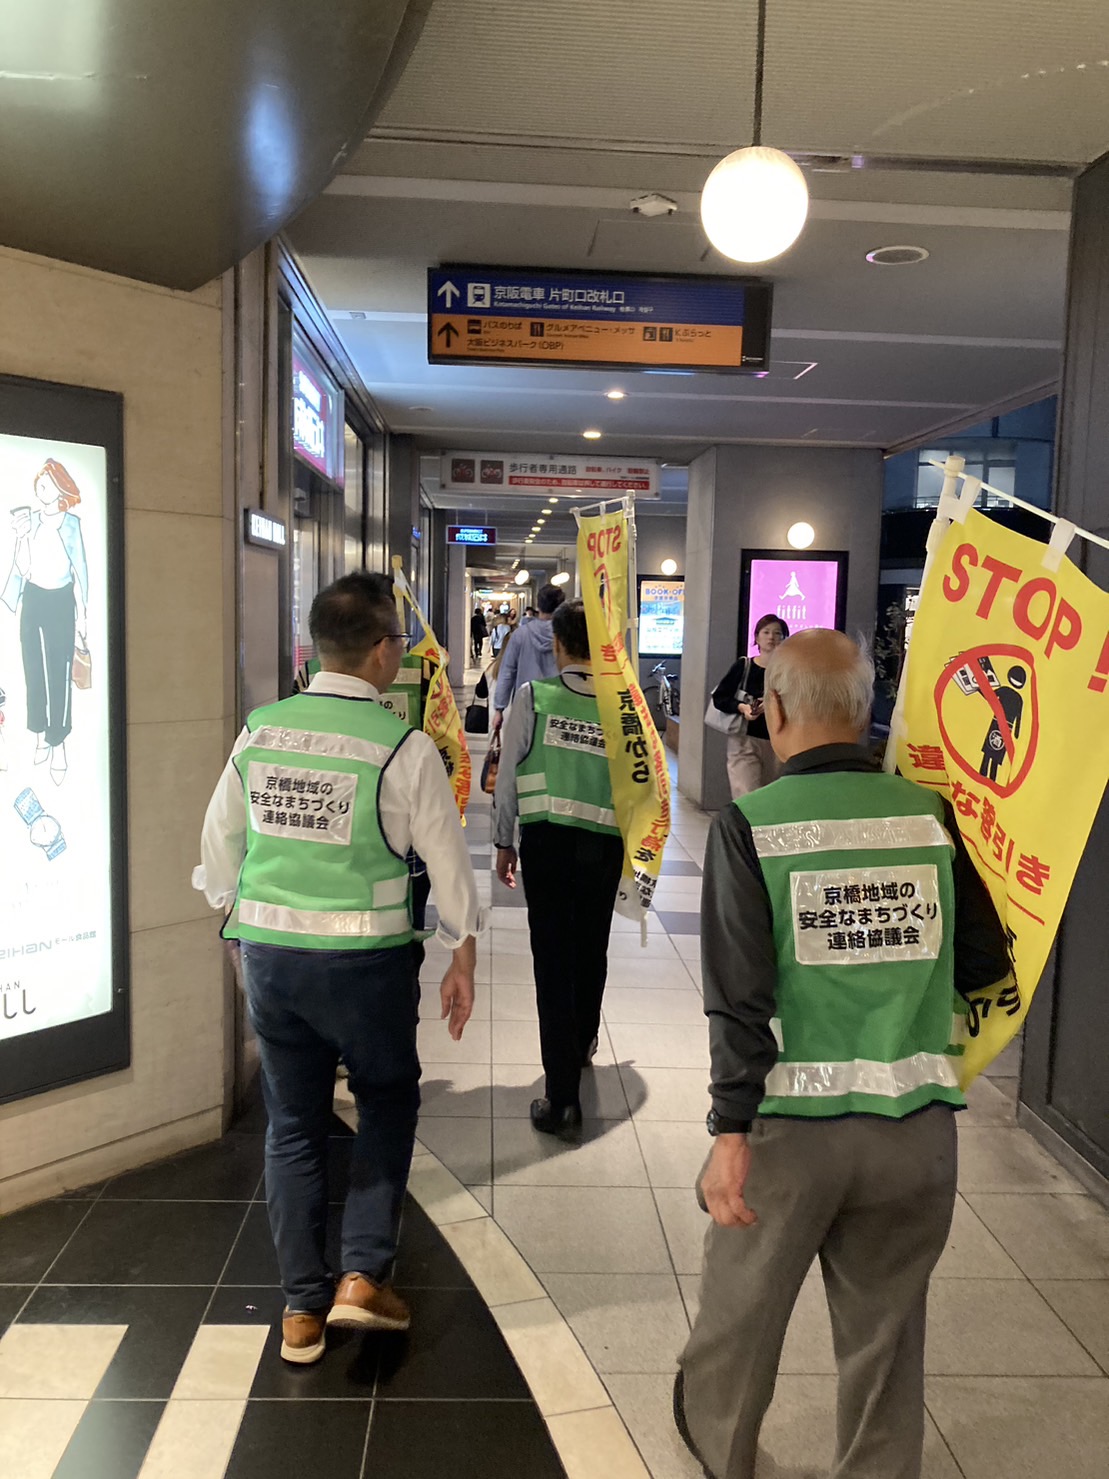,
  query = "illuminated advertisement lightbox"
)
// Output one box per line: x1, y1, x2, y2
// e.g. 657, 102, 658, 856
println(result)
291, 327, 344, 486
447, 525, 497, 546
0, 375, 128, 1104
637, 576, 685, 657
739, 550, 849, 654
